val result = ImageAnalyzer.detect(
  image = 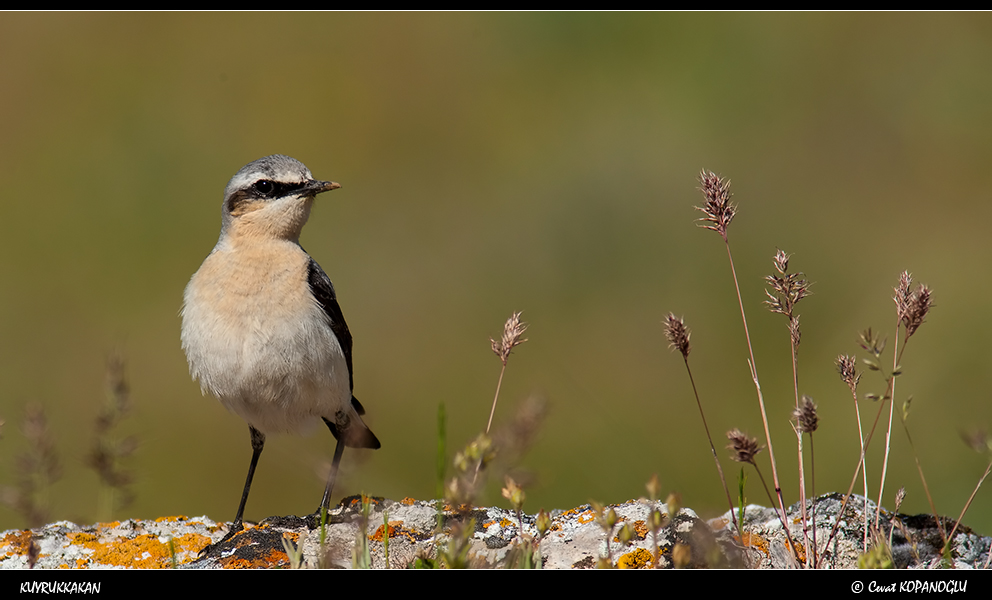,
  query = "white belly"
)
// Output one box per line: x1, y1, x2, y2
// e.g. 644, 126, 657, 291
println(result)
180, 243, 351, 435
